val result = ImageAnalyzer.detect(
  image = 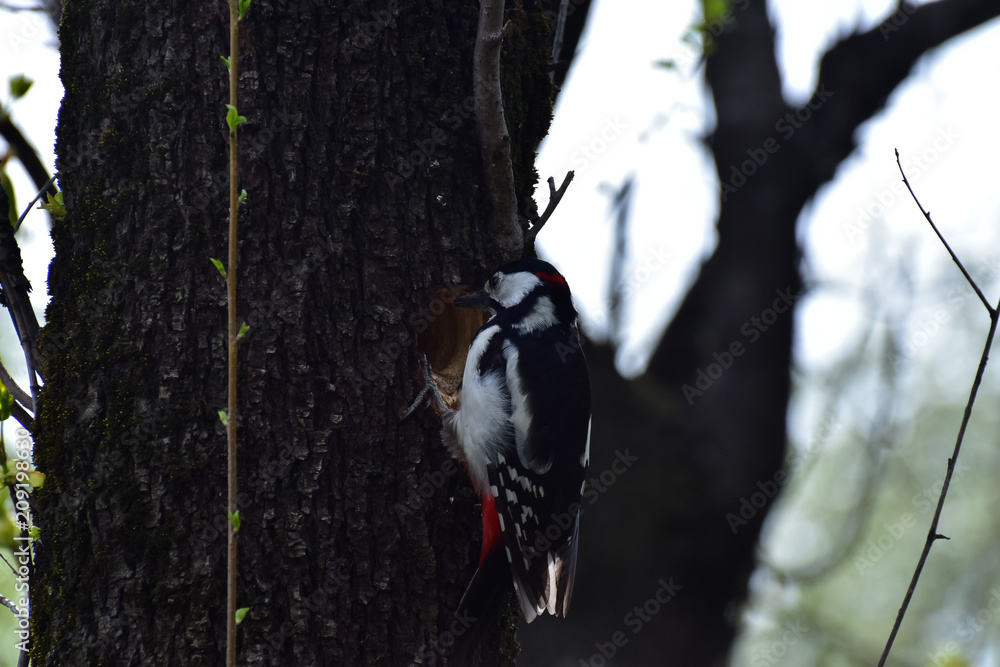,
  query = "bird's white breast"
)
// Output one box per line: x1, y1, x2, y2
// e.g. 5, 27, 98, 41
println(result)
455, 325, 510, 493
